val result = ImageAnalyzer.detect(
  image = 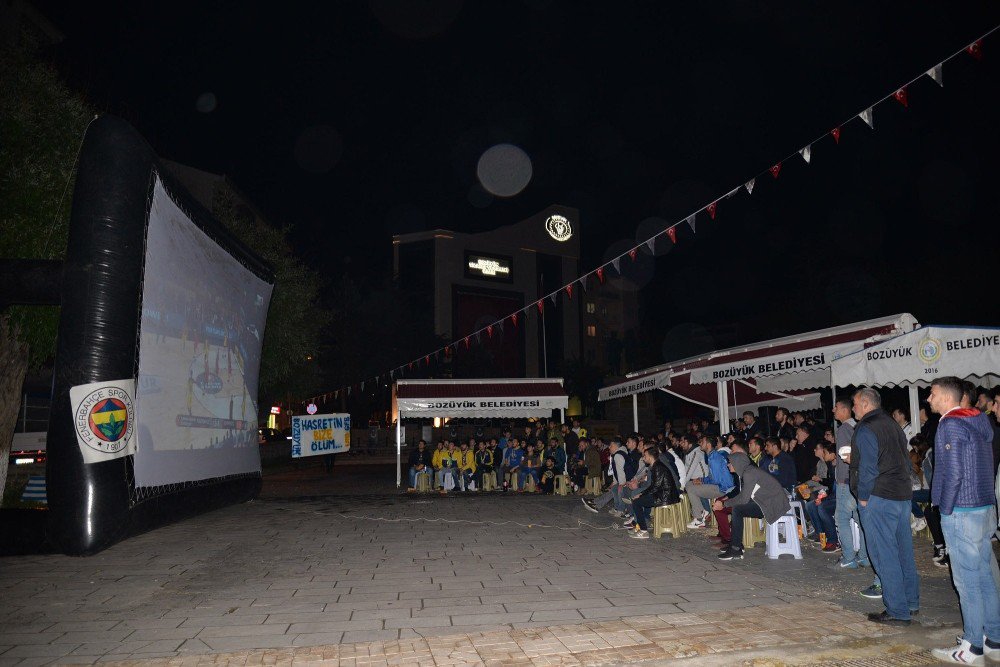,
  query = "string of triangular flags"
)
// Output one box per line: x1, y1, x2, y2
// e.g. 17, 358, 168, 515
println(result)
307, 30, 994, 405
